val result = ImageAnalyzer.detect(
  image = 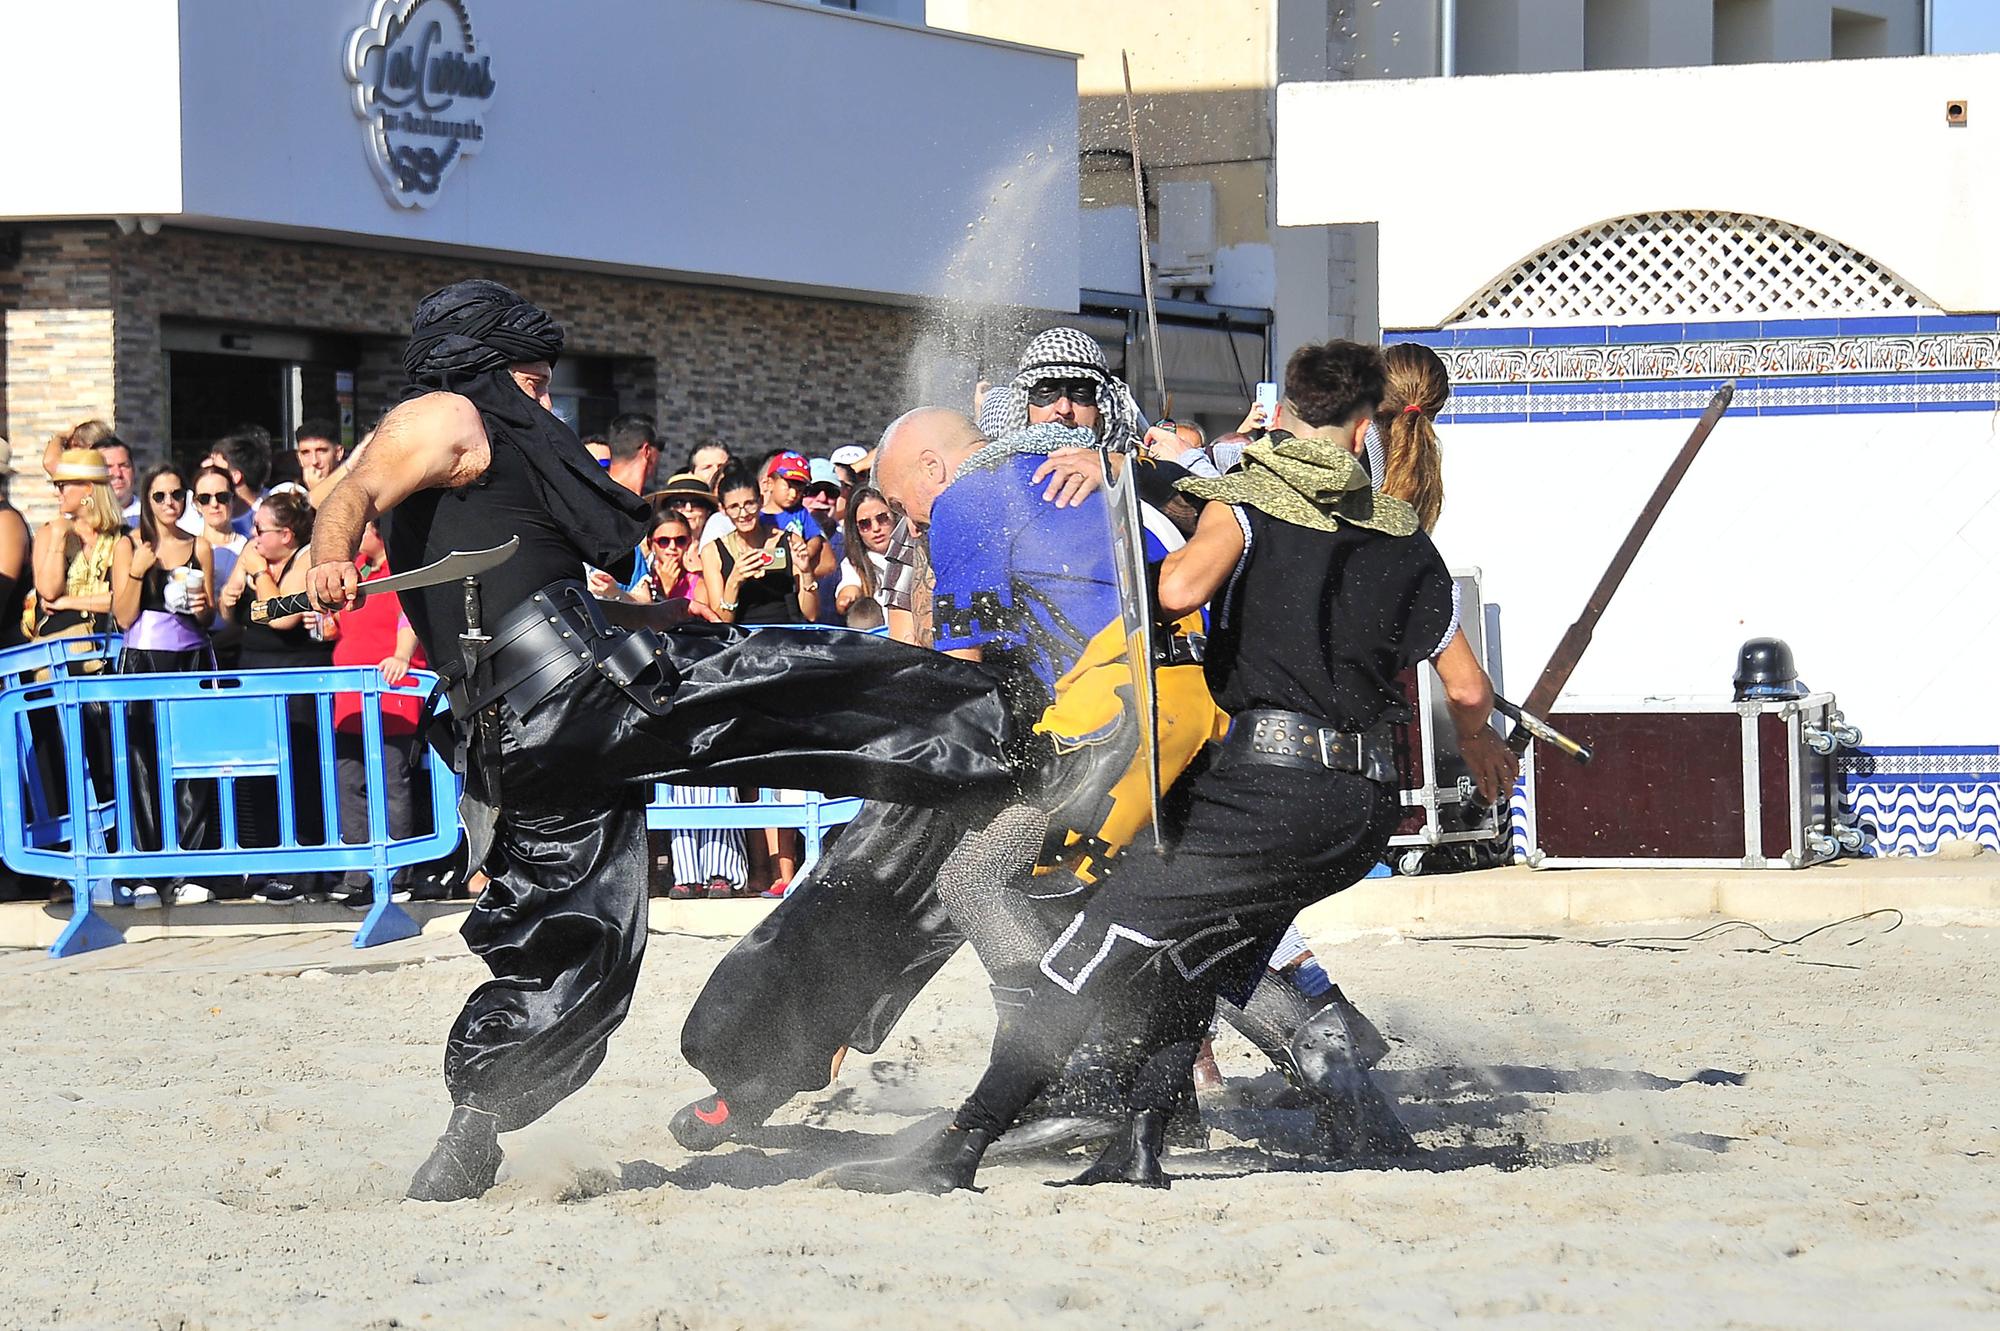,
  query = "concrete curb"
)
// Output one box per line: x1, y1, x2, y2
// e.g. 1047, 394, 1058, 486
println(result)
1296, 857, 2000, 935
